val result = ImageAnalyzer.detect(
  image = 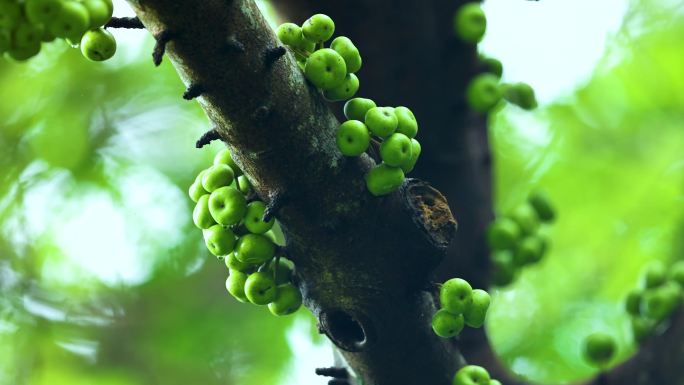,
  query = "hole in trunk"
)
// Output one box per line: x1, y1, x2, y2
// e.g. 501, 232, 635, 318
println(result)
320, 310, 368, 352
